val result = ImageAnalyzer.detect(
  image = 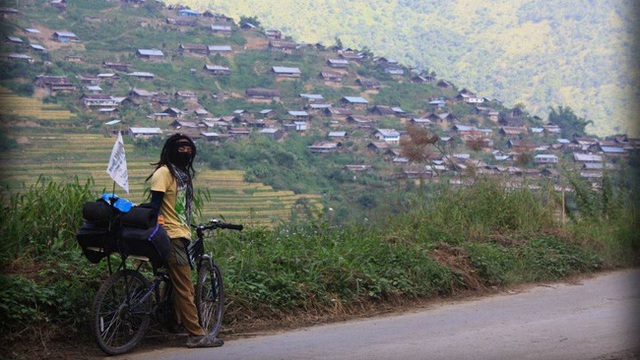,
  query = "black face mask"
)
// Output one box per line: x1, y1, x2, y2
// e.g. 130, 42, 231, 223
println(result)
173, 152, 192, 168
